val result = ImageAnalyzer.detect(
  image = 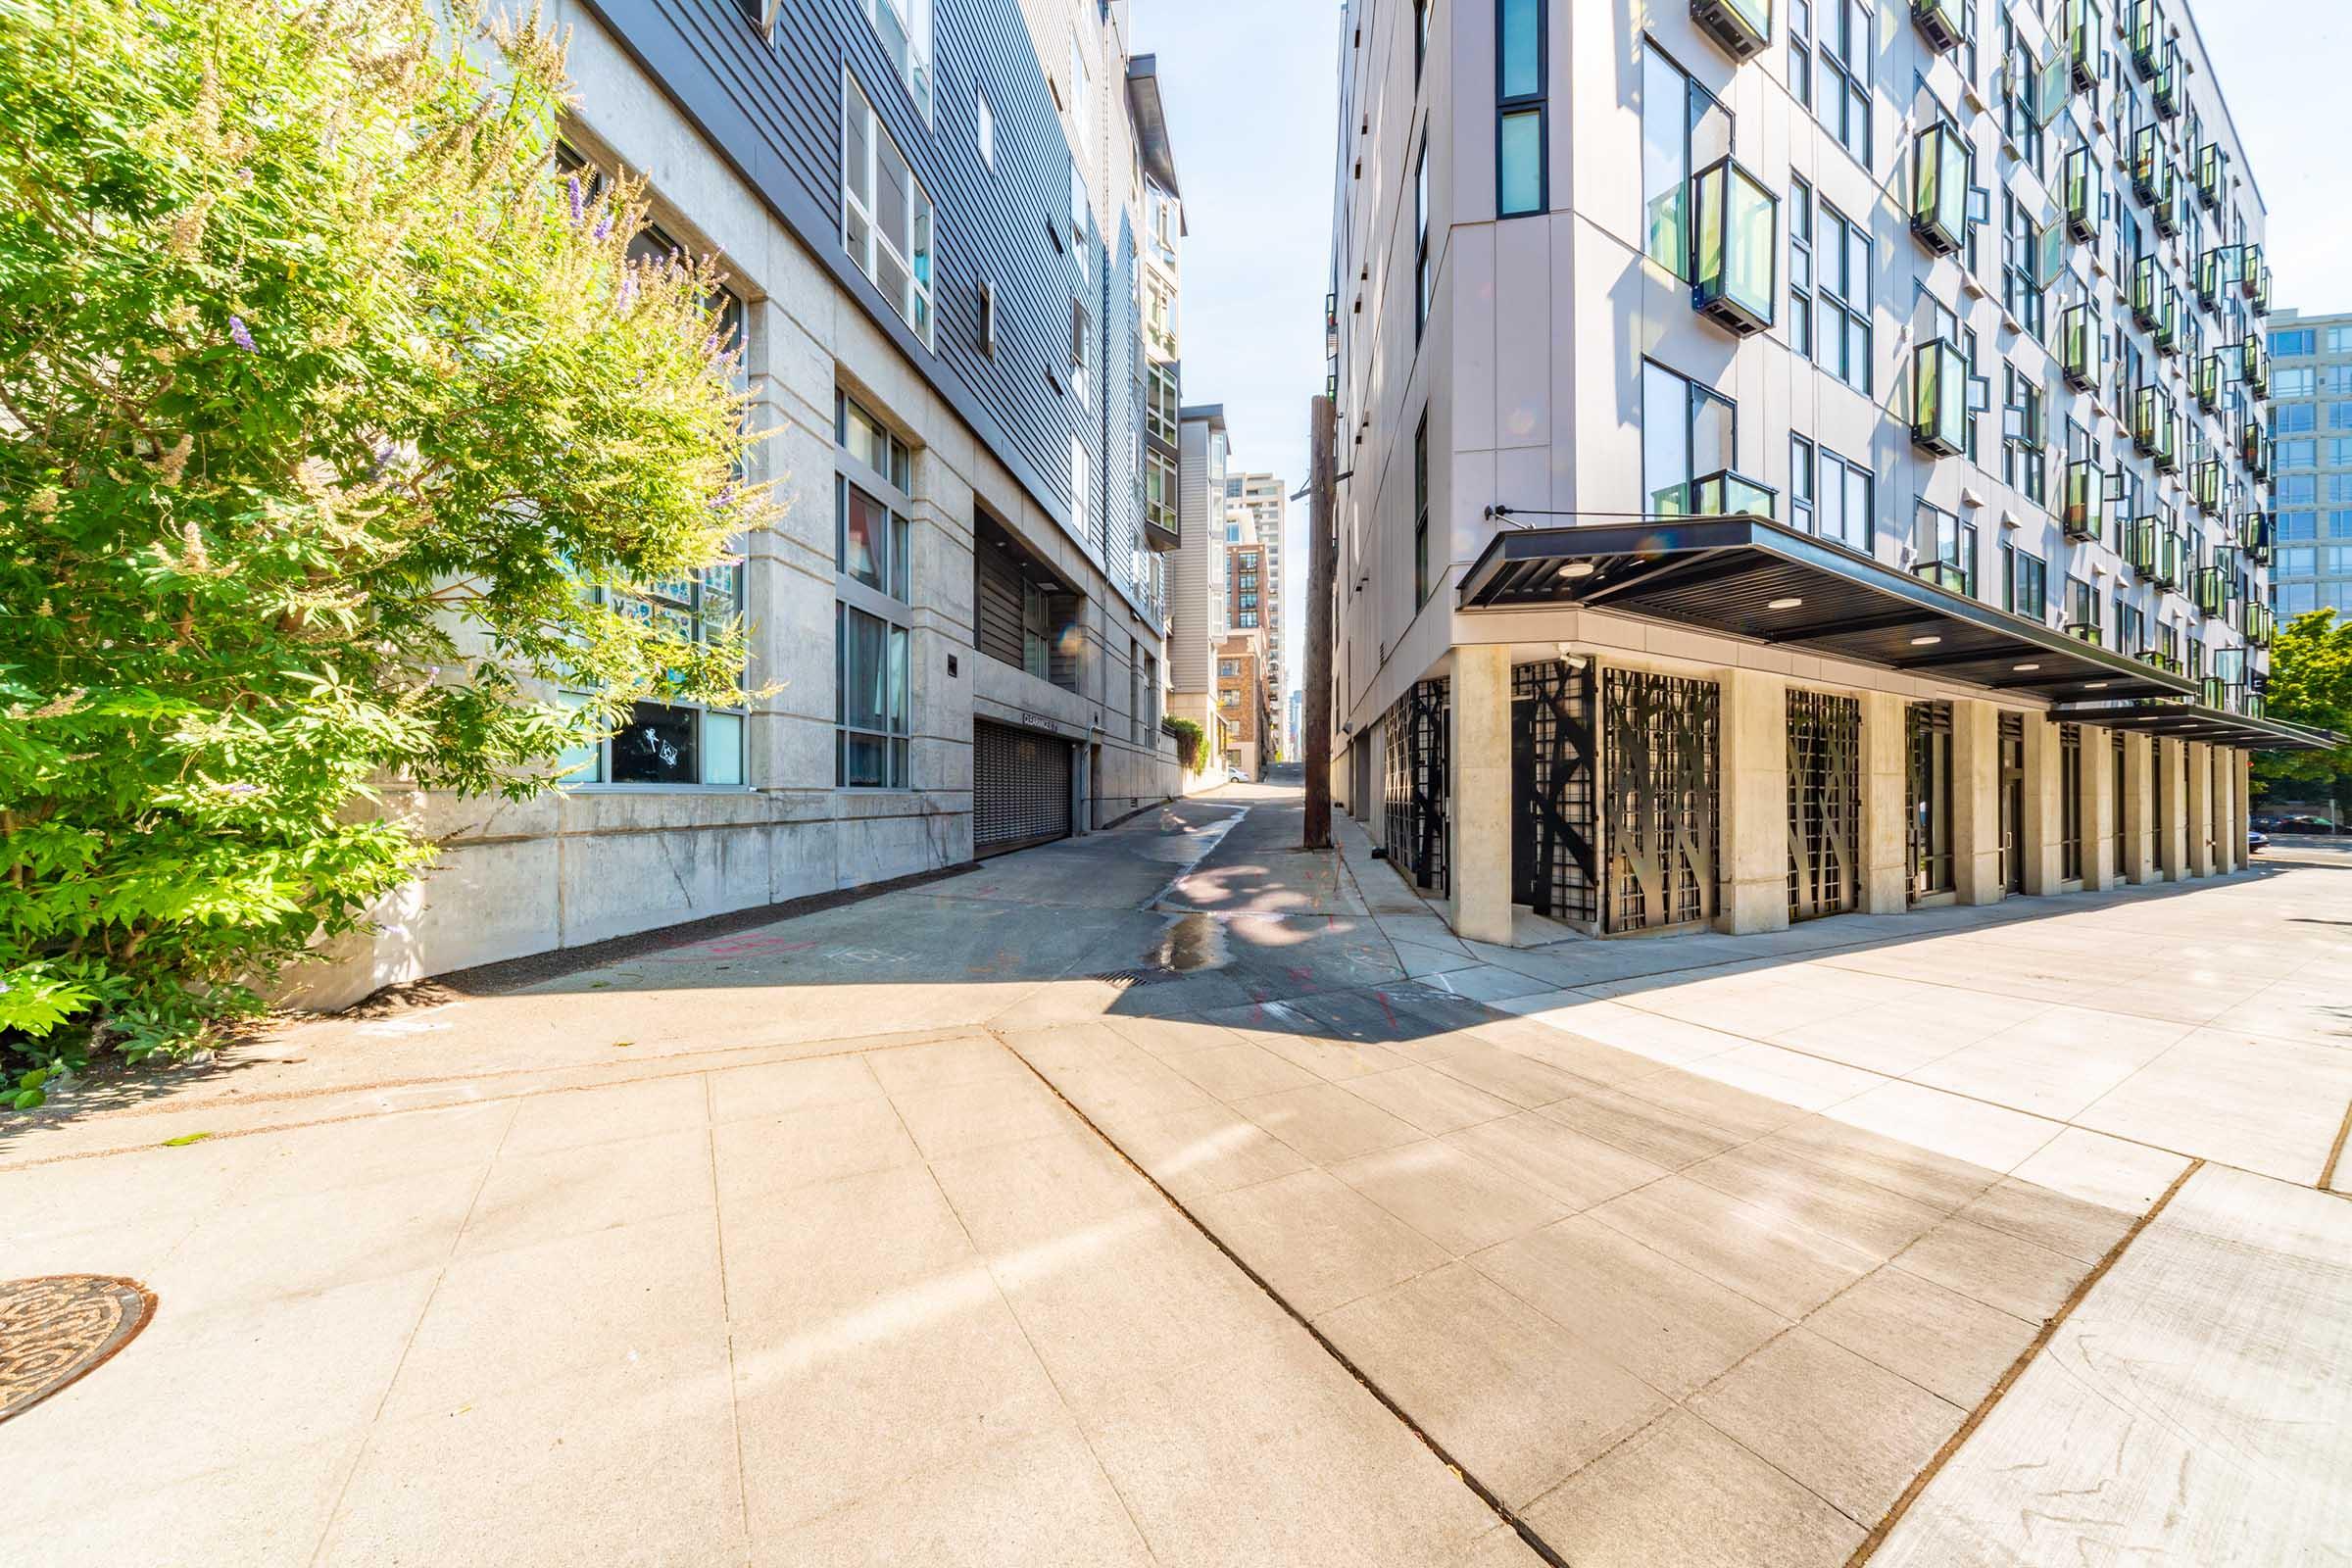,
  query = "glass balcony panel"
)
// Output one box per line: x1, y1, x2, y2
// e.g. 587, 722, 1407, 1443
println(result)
2067, 0, 2102, 86
1687, 466, 1779, 519
2060, 302, 2098, 389
1690, 157, 1778, 335
1911, 340, 1968, 455
2130, 0, 2162, 74
2131, 125, 2161, 200
1913, 123, 1968, 254
2063, 147, 2097, 242
2064, 462, 2105, 540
